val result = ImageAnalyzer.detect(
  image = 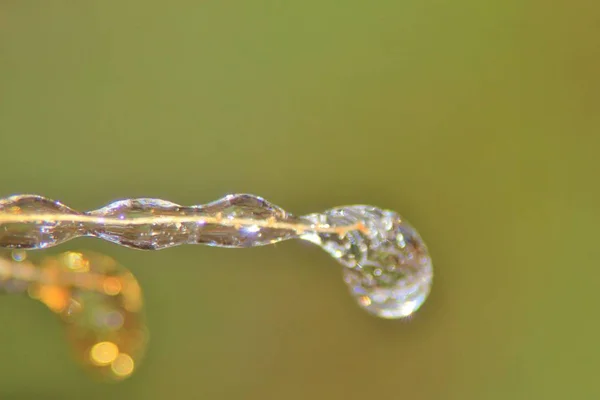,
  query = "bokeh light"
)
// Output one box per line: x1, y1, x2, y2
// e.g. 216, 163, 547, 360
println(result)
0, 250, 147, 381
90, 342, 119, 366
